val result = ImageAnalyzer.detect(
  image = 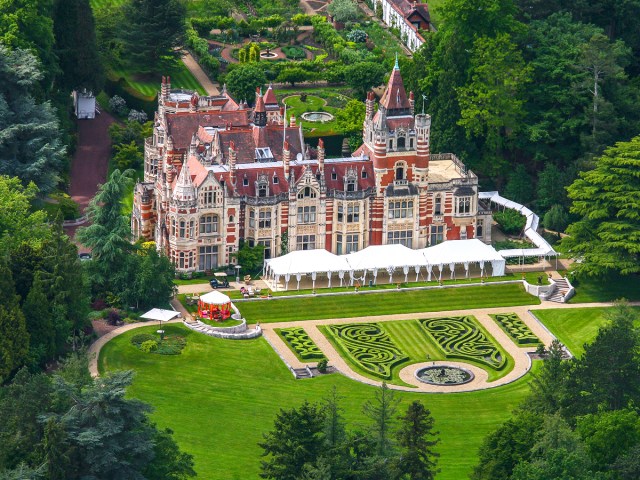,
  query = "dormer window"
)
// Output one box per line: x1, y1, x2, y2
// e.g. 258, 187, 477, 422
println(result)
243, 177, 249, 186
397, 136, 406, 149
361, 170, 367, 179
258, 184, 268, 197
346, 179, 356, 192
331, 172, 337, 180
273, 176, 279, 184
